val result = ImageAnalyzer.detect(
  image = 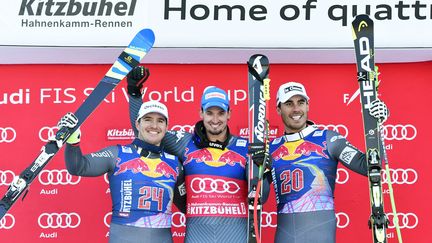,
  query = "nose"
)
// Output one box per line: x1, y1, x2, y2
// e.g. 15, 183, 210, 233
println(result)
208, 114, 218, 123
292, 103, 301, 112
149, 120, 158, 128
